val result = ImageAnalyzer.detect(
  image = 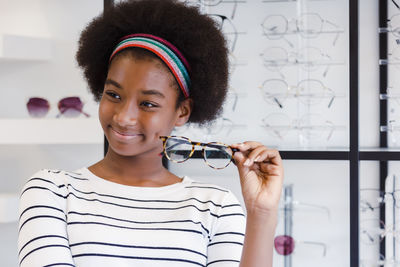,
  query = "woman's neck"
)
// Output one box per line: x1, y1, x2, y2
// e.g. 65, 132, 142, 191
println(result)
88, 149, 180, 187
